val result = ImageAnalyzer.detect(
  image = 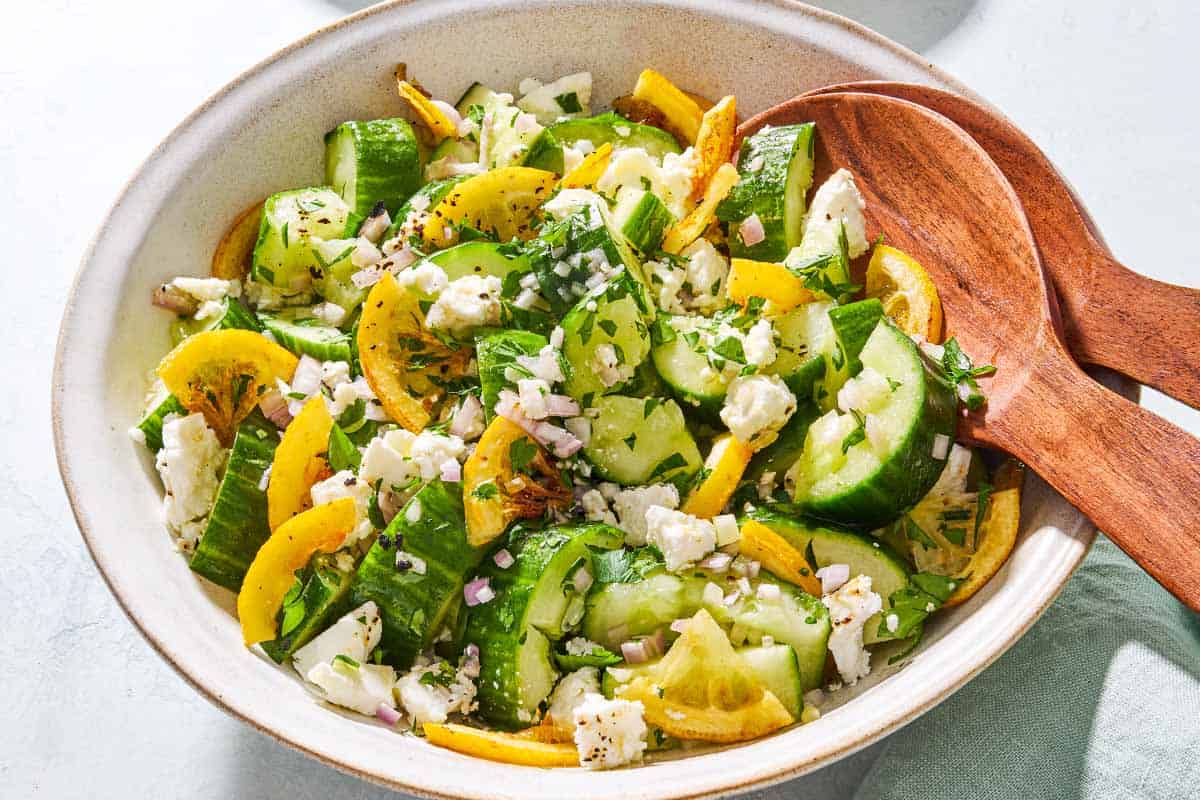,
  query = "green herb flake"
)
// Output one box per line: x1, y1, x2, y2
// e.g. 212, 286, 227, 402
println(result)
471, 481, 500, 500
555, 91, 583, 113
